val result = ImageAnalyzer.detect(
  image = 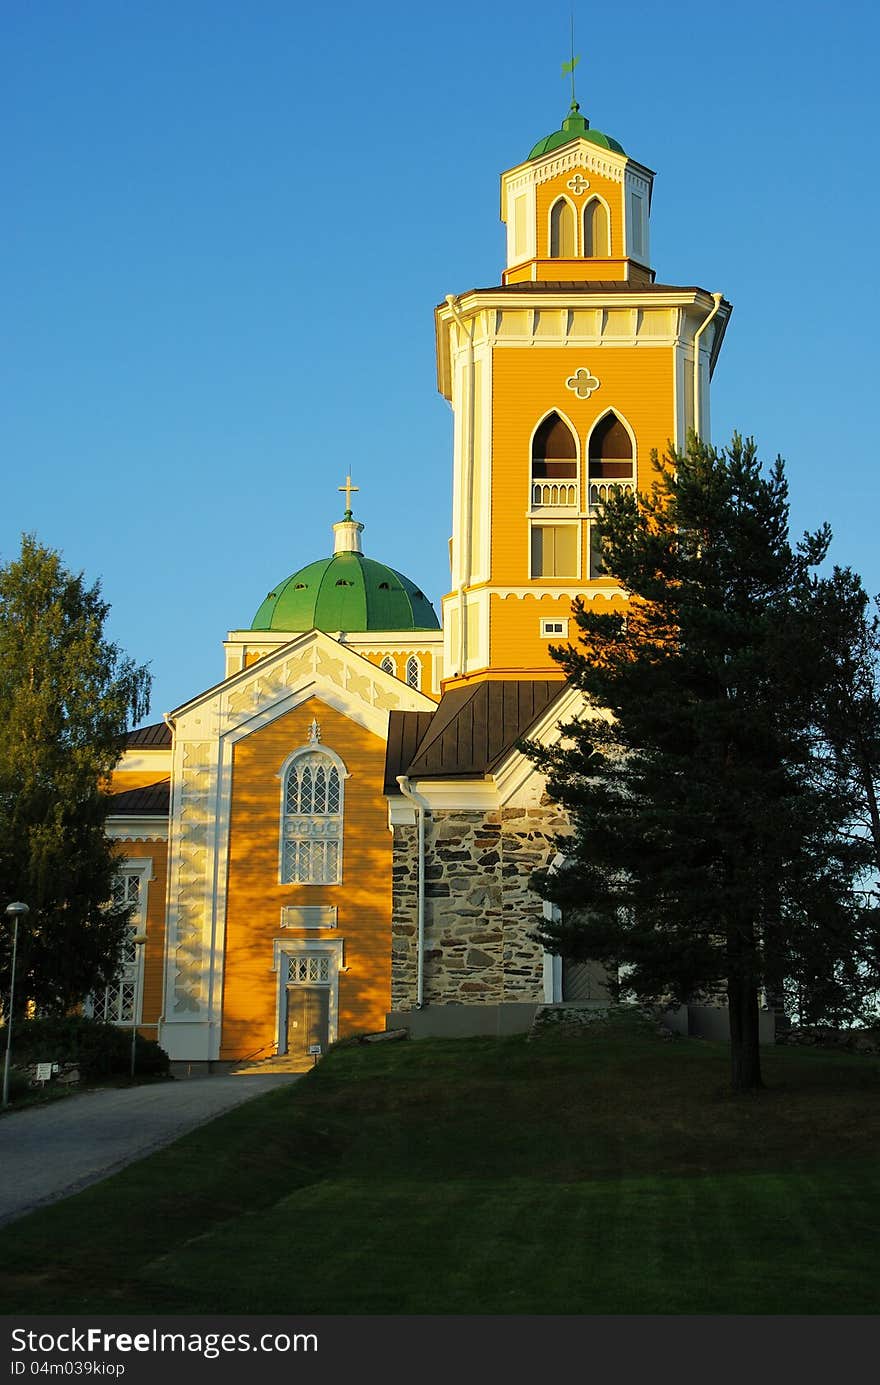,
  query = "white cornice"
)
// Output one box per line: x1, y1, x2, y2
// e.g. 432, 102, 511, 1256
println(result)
444, 585, 627, 603
390, 778, 501, 815
500, 140, 655, 204
105, 818, 169, 842
225, 628, 444, 648
438, 287, 720, 320
115, 750, 172, 775
436, 291, 730, 398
